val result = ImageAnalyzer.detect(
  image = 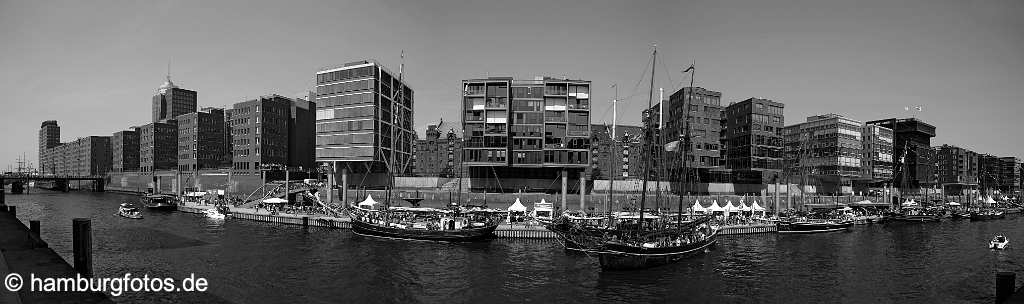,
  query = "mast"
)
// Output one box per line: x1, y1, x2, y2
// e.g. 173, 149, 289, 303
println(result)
638, 45, 657, 229
679, 62, 695, 228
387, 51, 405, 209
608, 84, 618, 220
